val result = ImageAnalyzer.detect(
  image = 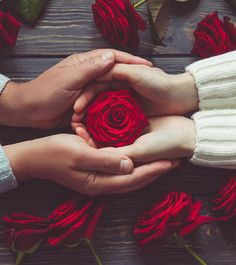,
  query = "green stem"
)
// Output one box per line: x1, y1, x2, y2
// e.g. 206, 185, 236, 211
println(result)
15, 252, 25, 265
174, 235, 207, 265
134, 0, 146, 9
85, 238, 103, 265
